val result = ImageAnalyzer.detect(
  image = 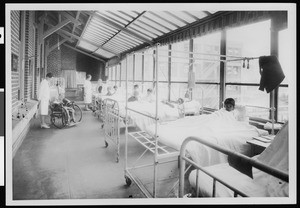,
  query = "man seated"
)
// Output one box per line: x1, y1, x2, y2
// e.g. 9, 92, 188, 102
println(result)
61, 98, 76, 125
